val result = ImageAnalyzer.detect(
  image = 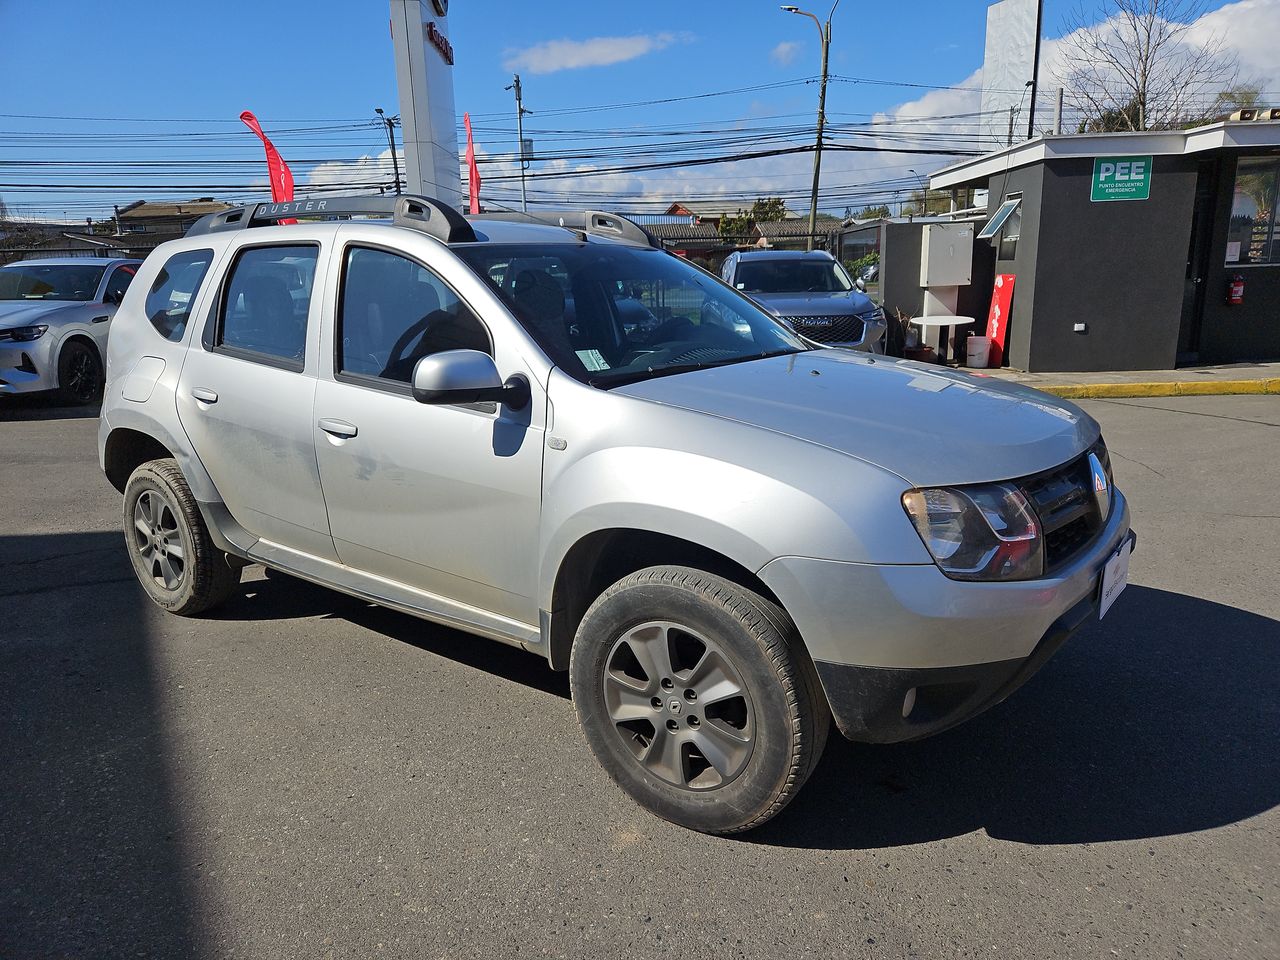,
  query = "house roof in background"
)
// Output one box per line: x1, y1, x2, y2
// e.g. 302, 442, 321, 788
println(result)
116, 199, 232, 219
